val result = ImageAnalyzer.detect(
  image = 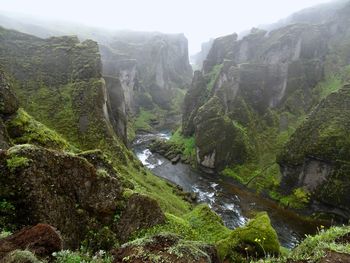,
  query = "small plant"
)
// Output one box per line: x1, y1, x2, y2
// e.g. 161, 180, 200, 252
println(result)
53, 249, 113, 263
96, 168, 109, 178
6, 155, 30, 172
